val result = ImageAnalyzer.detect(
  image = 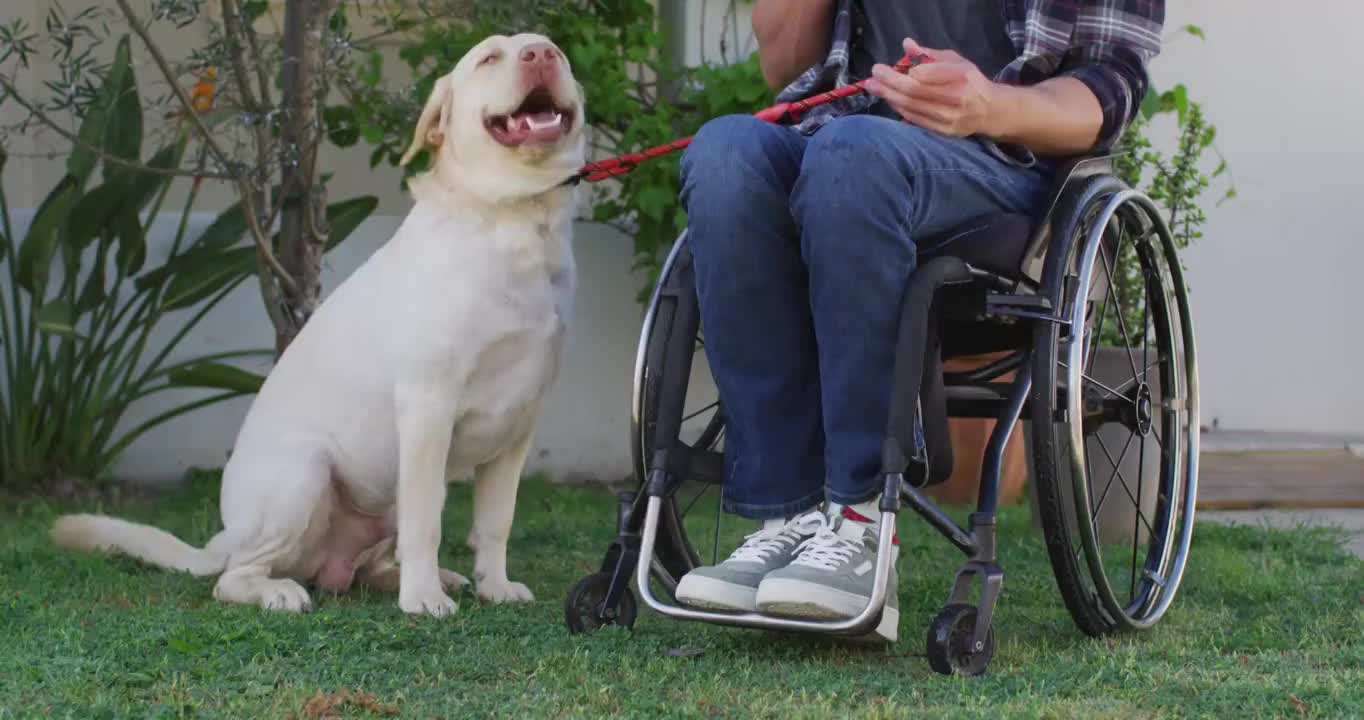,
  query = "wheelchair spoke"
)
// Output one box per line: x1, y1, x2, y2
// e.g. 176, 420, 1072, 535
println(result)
1132, 253, 1153, 602
680, 479, 711, 520
1091, 430, 1135, 521
1084, 250, 1114, 375
1096, 433, 1154, 541
1141, 262, 1153, 385
1133, 421, 1148, 600
1115, 358, 1163, 394
1097, 228, 1143, 382
1086, 286, 1112, 375
1093, 428, 1155, 606
682, 400, 719, 425
1085, 375, 1127, 402
1113, 462, 1156, 539
1059, 361, 1129, 401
